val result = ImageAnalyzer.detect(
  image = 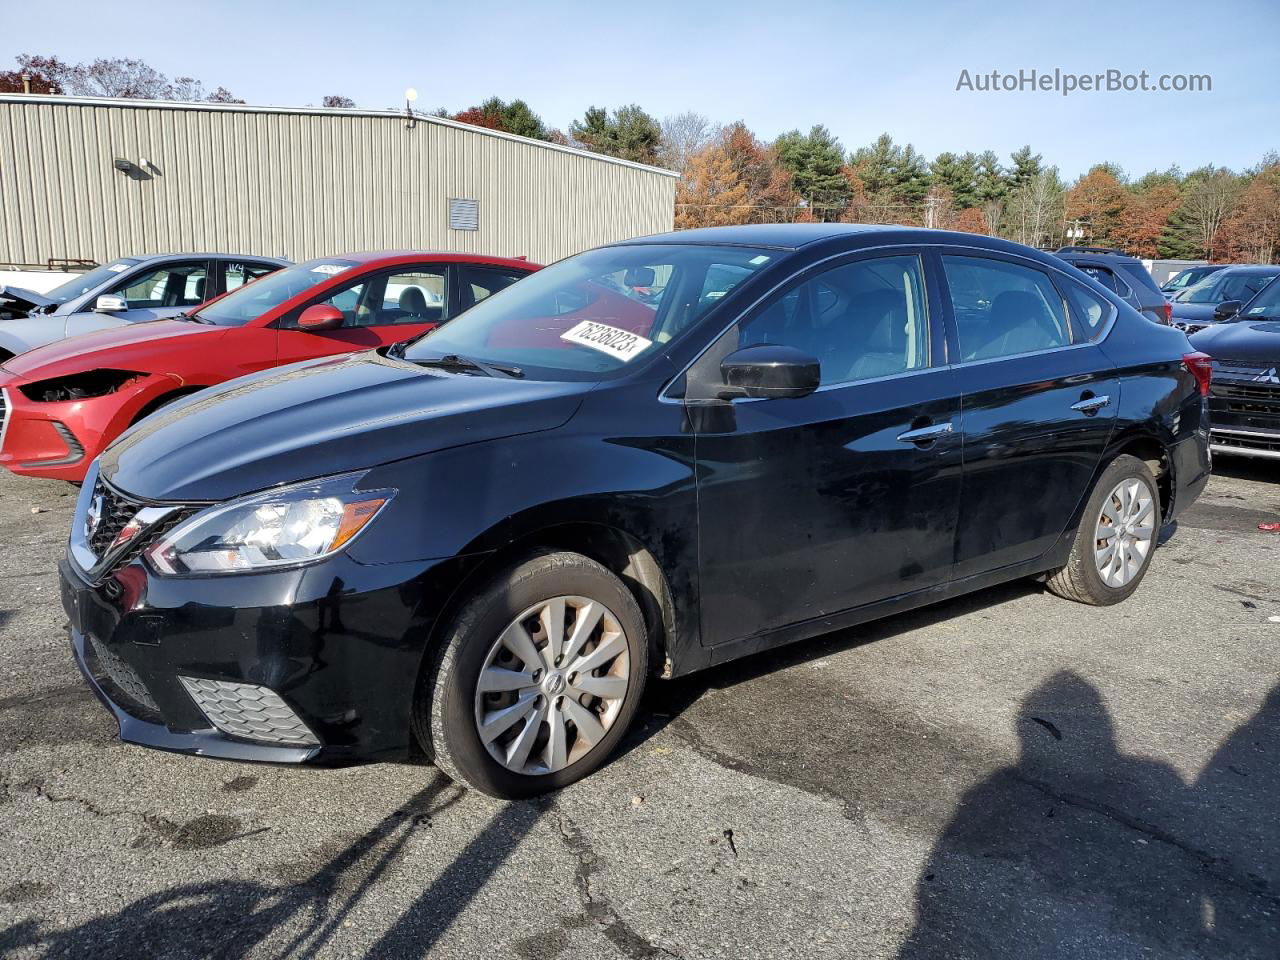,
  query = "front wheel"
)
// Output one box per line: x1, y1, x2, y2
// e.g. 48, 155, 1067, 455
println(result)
414, 551, 648, 798
1046, 454, 1162, 605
